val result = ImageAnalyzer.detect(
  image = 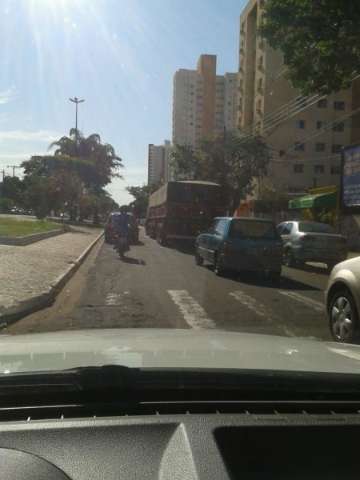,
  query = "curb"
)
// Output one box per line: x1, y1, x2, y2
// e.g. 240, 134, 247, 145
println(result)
0, 231, 104, 328
0, 228, 66, 246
